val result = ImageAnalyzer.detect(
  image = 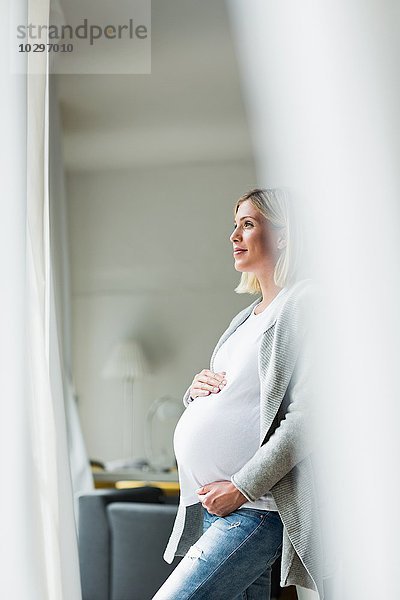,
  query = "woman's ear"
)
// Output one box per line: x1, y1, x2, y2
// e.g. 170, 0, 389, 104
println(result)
277, 235, 287, 250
